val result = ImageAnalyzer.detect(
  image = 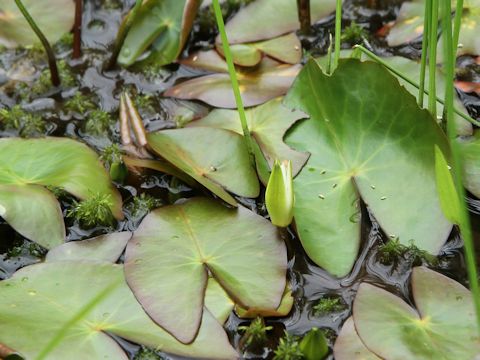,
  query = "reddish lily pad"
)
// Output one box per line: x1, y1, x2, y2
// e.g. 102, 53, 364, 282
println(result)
216, 33, 302, 66
124, 197, 287, 344
221, 0, 336, 44
187, 97, 309, 181
166, 56, 301, 108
